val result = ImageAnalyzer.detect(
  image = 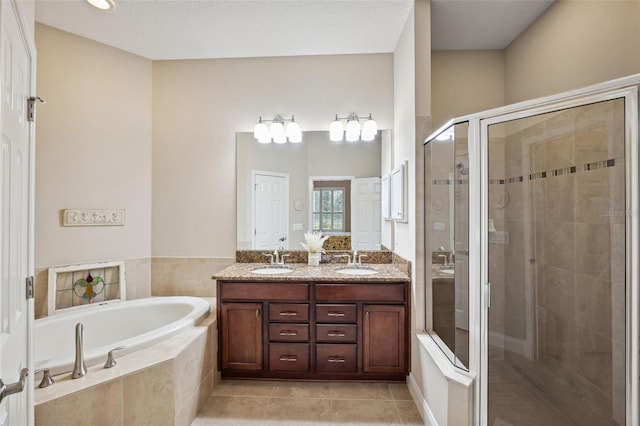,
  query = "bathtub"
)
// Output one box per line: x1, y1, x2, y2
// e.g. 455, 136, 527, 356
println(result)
34, 296, 211, 376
